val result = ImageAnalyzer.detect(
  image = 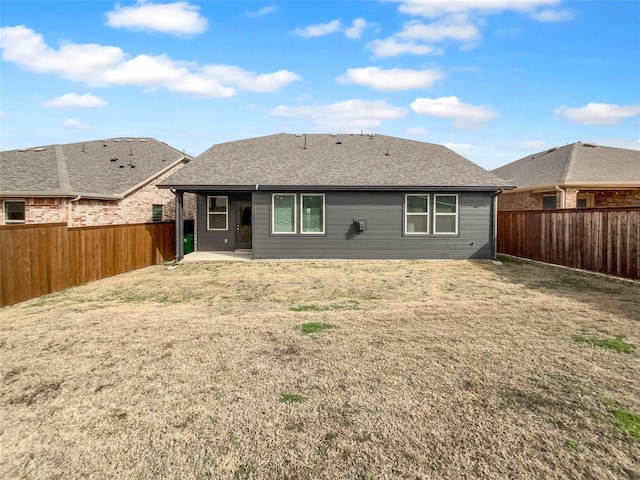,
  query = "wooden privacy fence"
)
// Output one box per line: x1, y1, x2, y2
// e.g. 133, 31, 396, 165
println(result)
1, 222, 175, 307
498, 208, 639, 279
